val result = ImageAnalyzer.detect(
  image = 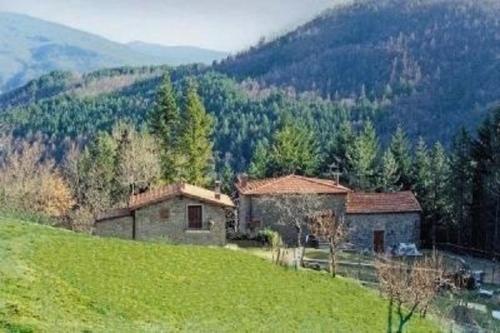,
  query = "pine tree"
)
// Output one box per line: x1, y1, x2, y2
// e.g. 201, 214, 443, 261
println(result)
412, 138, 431, 200
248, 140, 271, 179
219, 159, 235, 194
269, 121, 319, 176
112, 123, 132, 204
79, 132, 118, 212
428, 142, 451, 246
178, 79, 214, 186
449, 127, 473, 245
347, 120, 379, 190
324, 121, 355, 181
149, 74, 181, 183
390, 126, 413, 189
471, 108, 500, 251
378, 149, 401, 192
412, 138, 432, 246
